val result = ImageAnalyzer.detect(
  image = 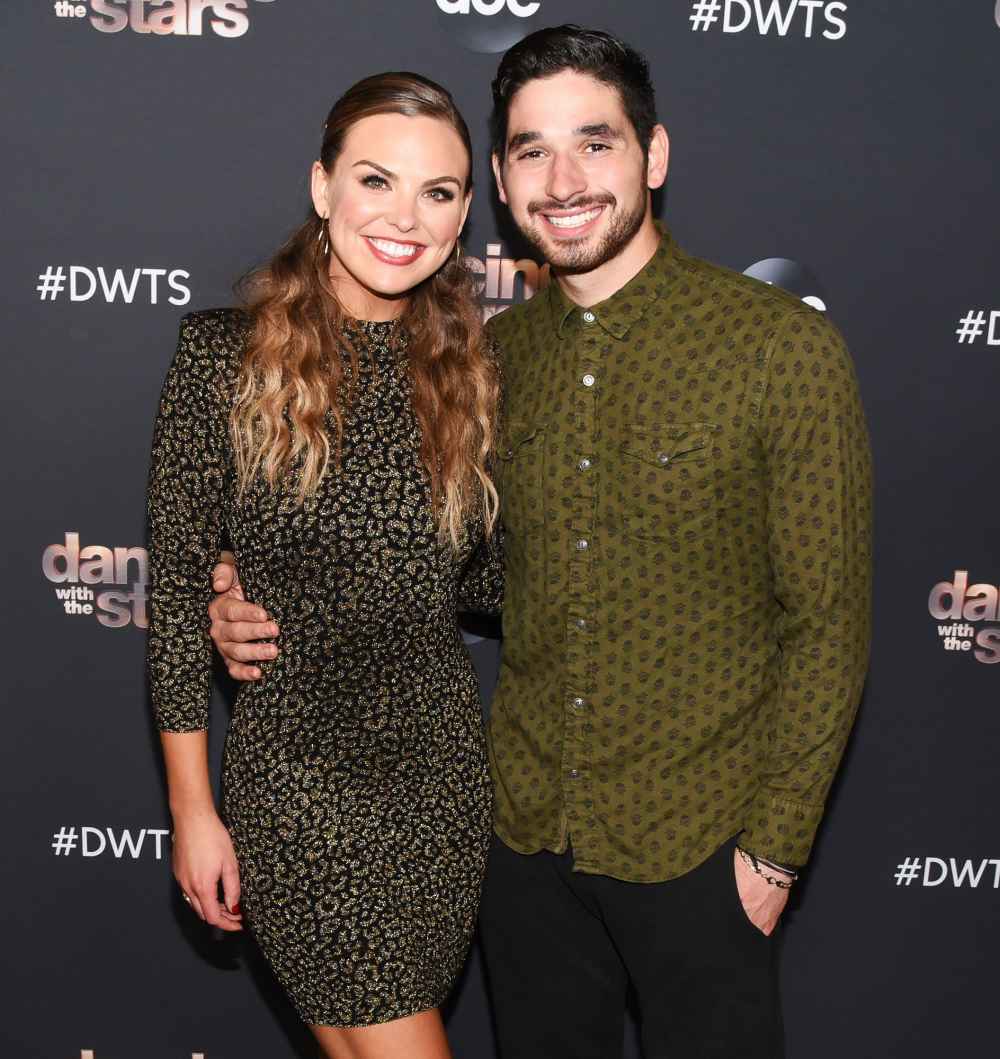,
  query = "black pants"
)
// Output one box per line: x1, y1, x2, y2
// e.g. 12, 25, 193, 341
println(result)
478, 835, 784, 1059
